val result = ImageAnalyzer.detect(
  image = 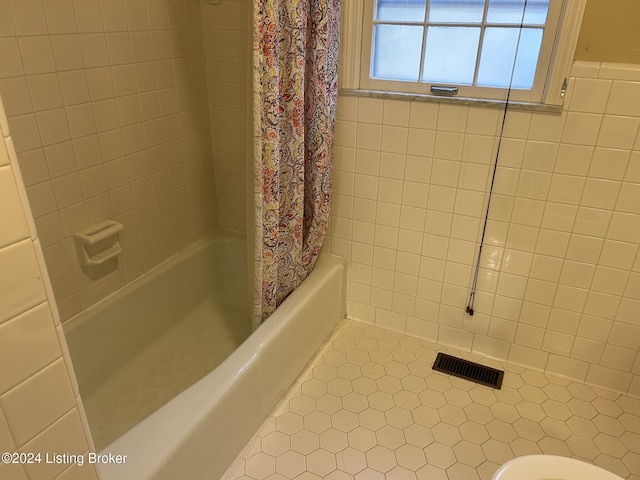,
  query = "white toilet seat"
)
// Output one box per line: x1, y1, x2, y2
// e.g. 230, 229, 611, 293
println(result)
492, 455, 625, 480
